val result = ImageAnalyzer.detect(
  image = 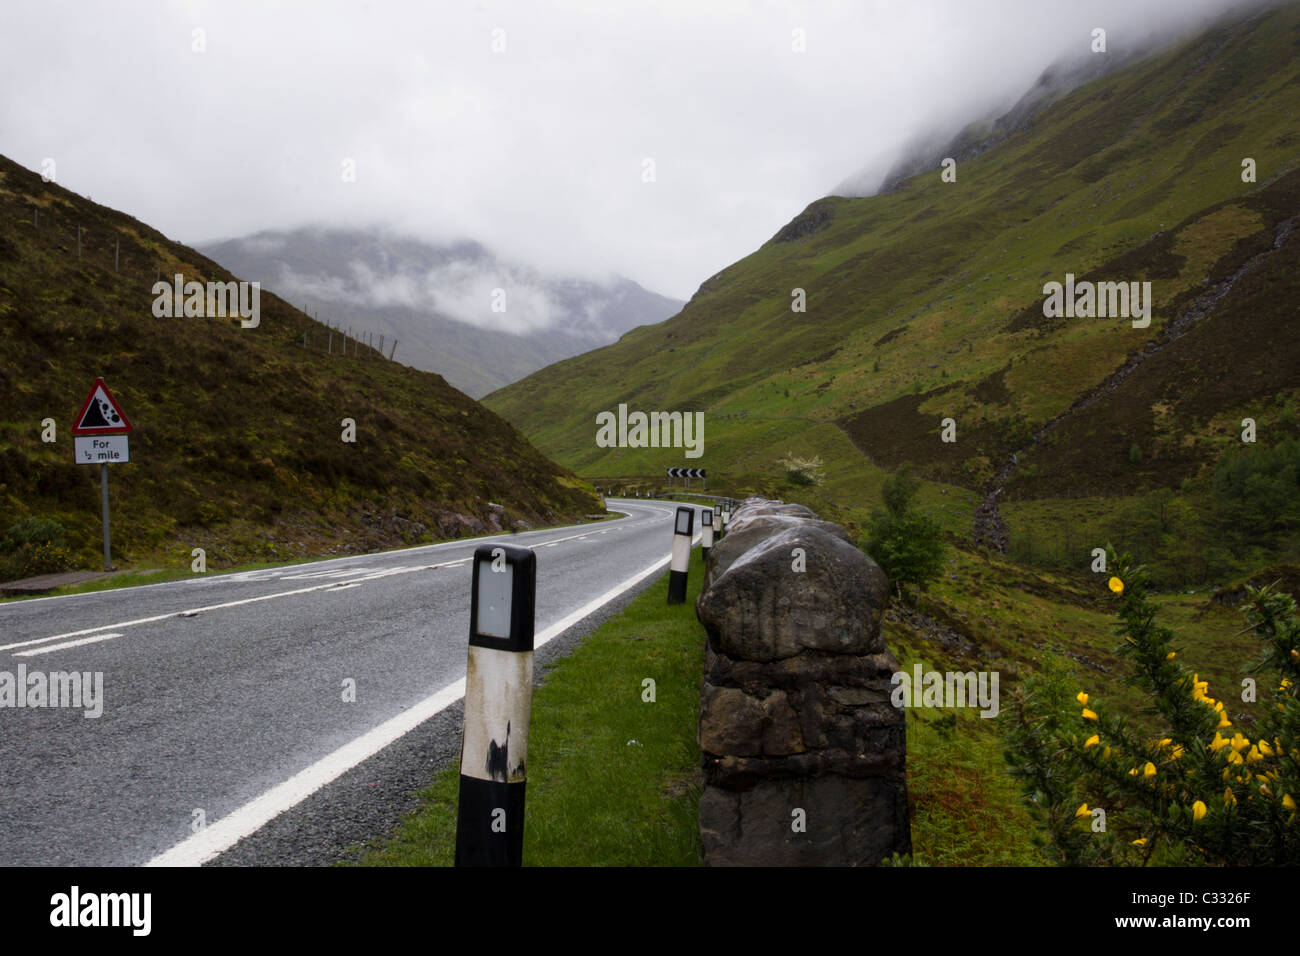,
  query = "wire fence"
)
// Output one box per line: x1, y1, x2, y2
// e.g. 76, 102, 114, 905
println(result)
24, 199, 398, 364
